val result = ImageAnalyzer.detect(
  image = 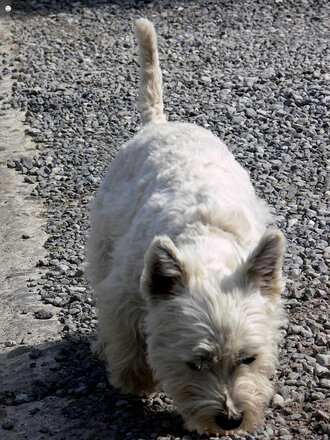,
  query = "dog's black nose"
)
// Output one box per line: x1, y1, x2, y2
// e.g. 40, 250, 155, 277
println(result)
215, 413, 243, 431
